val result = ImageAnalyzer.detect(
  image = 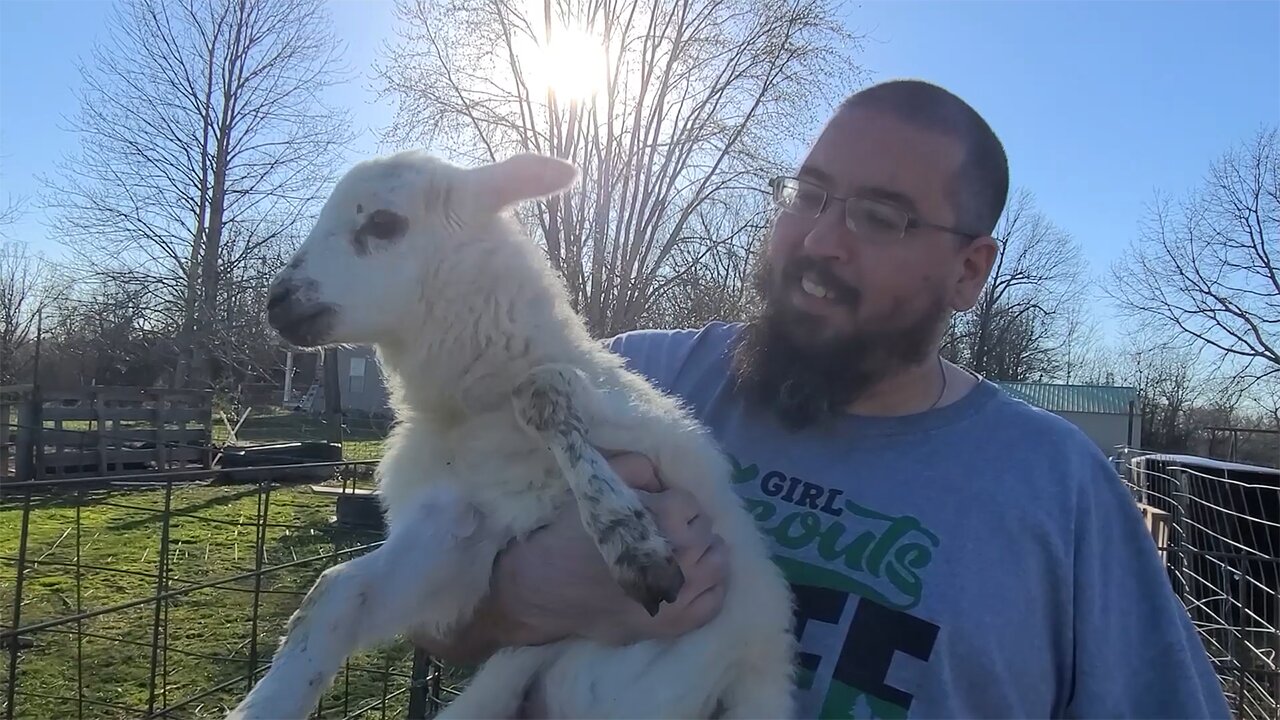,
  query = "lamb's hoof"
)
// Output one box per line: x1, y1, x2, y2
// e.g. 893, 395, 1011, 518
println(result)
618, 552, 685, 617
